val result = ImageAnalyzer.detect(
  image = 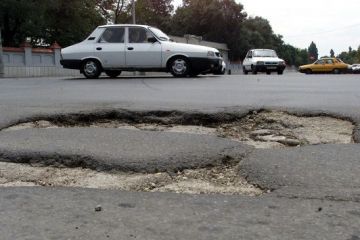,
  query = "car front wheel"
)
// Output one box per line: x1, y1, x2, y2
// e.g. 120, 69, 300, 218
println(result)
169, 57, 190, 77
243, 67, 248, 75
82, 60, 101, 79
